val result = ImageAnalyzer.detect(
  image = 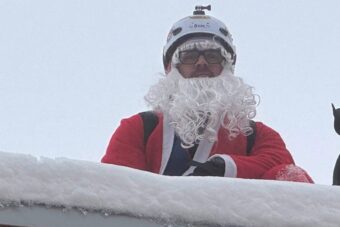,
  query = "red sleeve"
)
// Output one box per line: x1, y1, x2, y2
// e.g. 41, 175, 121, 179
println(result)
230, 122, 295, 179
101, 114, 147, 170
